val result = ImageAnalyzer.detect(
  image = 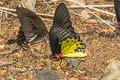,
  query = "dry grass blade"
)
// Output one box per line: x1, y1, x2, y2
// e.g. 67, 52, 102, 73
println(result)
0, 6, 54, 19
70, 5, 115, 17
37, 13, 54, 18
70, 4, 114, 8
43, 0, 54, 14
0, 7, 16, 12
0, 19, 1, 33
0, 9, 17, 16
88, 7, 115, 17
86, 8, 115, 30
68, 1, 115, 30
